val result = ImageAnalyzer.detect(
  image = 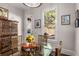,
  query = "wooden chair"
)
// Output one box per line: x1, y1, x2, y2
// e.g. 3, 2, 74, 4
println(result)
54, 41, 63, 56
49, 40, 63, 56
38, 35, 46, 55
38, 35, 51, 56
38, 35, 63, 56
